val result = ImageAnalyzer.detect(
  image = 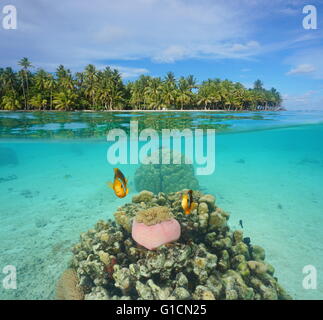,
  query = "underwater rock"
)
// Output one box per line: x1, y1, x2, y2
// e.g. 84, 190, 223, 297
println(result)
252, 245, 266, 261
136, 280, 154, 300
132, 190, 154, 203
134, 148, 199, 194
85, 286, 109, 300
172, 287, 191, 300
247, 261, 267, 274
222, 270, 255, 300
197, 202, 209, 229
233, 230, 244, 244
199, 194, 216, 210
0, 147, 18, 166
193, 285, 215, 300
114, 210, 132, 232
209, 211, 227, 230
113, 265, 132, 293
66, 189, 291, 300
147, 279, 172, 300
